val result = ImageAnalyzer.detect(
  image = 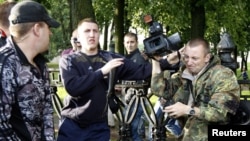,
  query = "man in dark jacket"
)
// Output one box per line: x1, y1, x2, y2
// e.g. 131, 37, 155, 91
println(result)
123, 32, 150, 140
57, 18, 179, 141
